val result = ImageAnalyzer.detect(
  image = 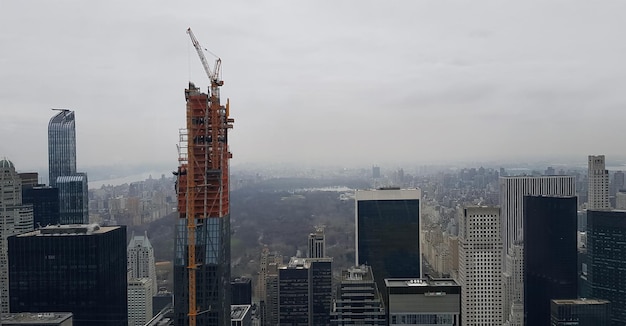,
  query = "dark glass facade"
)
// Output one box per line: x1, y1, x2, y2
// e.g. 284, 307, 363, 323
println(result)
48, 110, 76, 188
22, 186, 60, 227
356, 197, 420, 299
8, 225, 127, 326
587, 210, 626, 326
231, 277, 252, 305
57, 174, 88, 224
551, 299, 611, 326
174, 217, 231, 325
279, 265, 309, 326
523, 196, 578, 326
309, 259, 332, 326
